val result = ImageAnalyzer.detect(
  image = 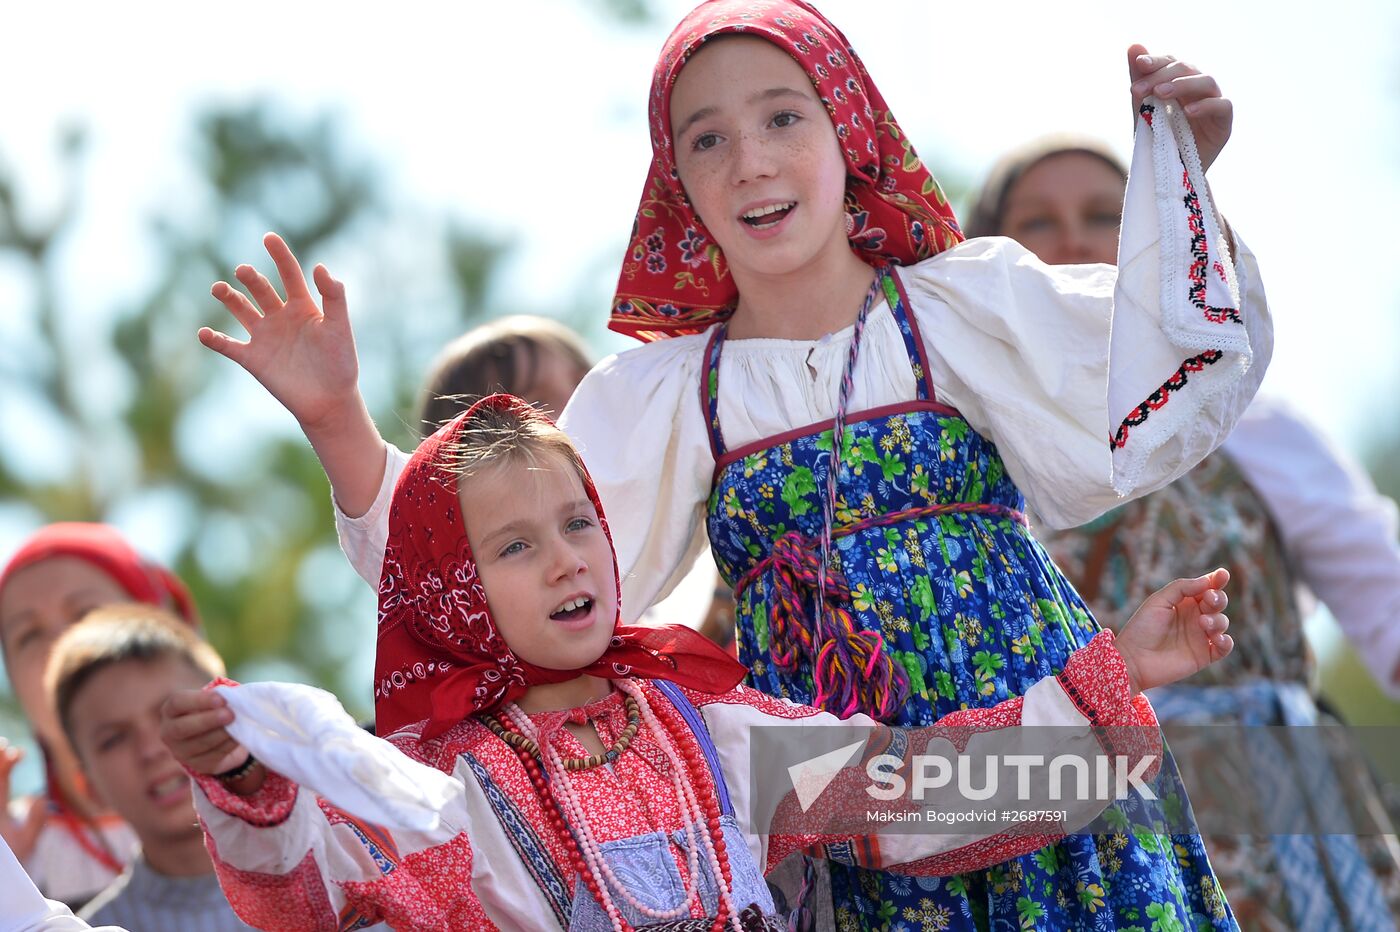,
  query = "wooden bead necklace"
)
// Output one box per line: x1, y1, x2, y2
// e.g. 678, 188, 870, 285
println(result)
484, 695, 641, 771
